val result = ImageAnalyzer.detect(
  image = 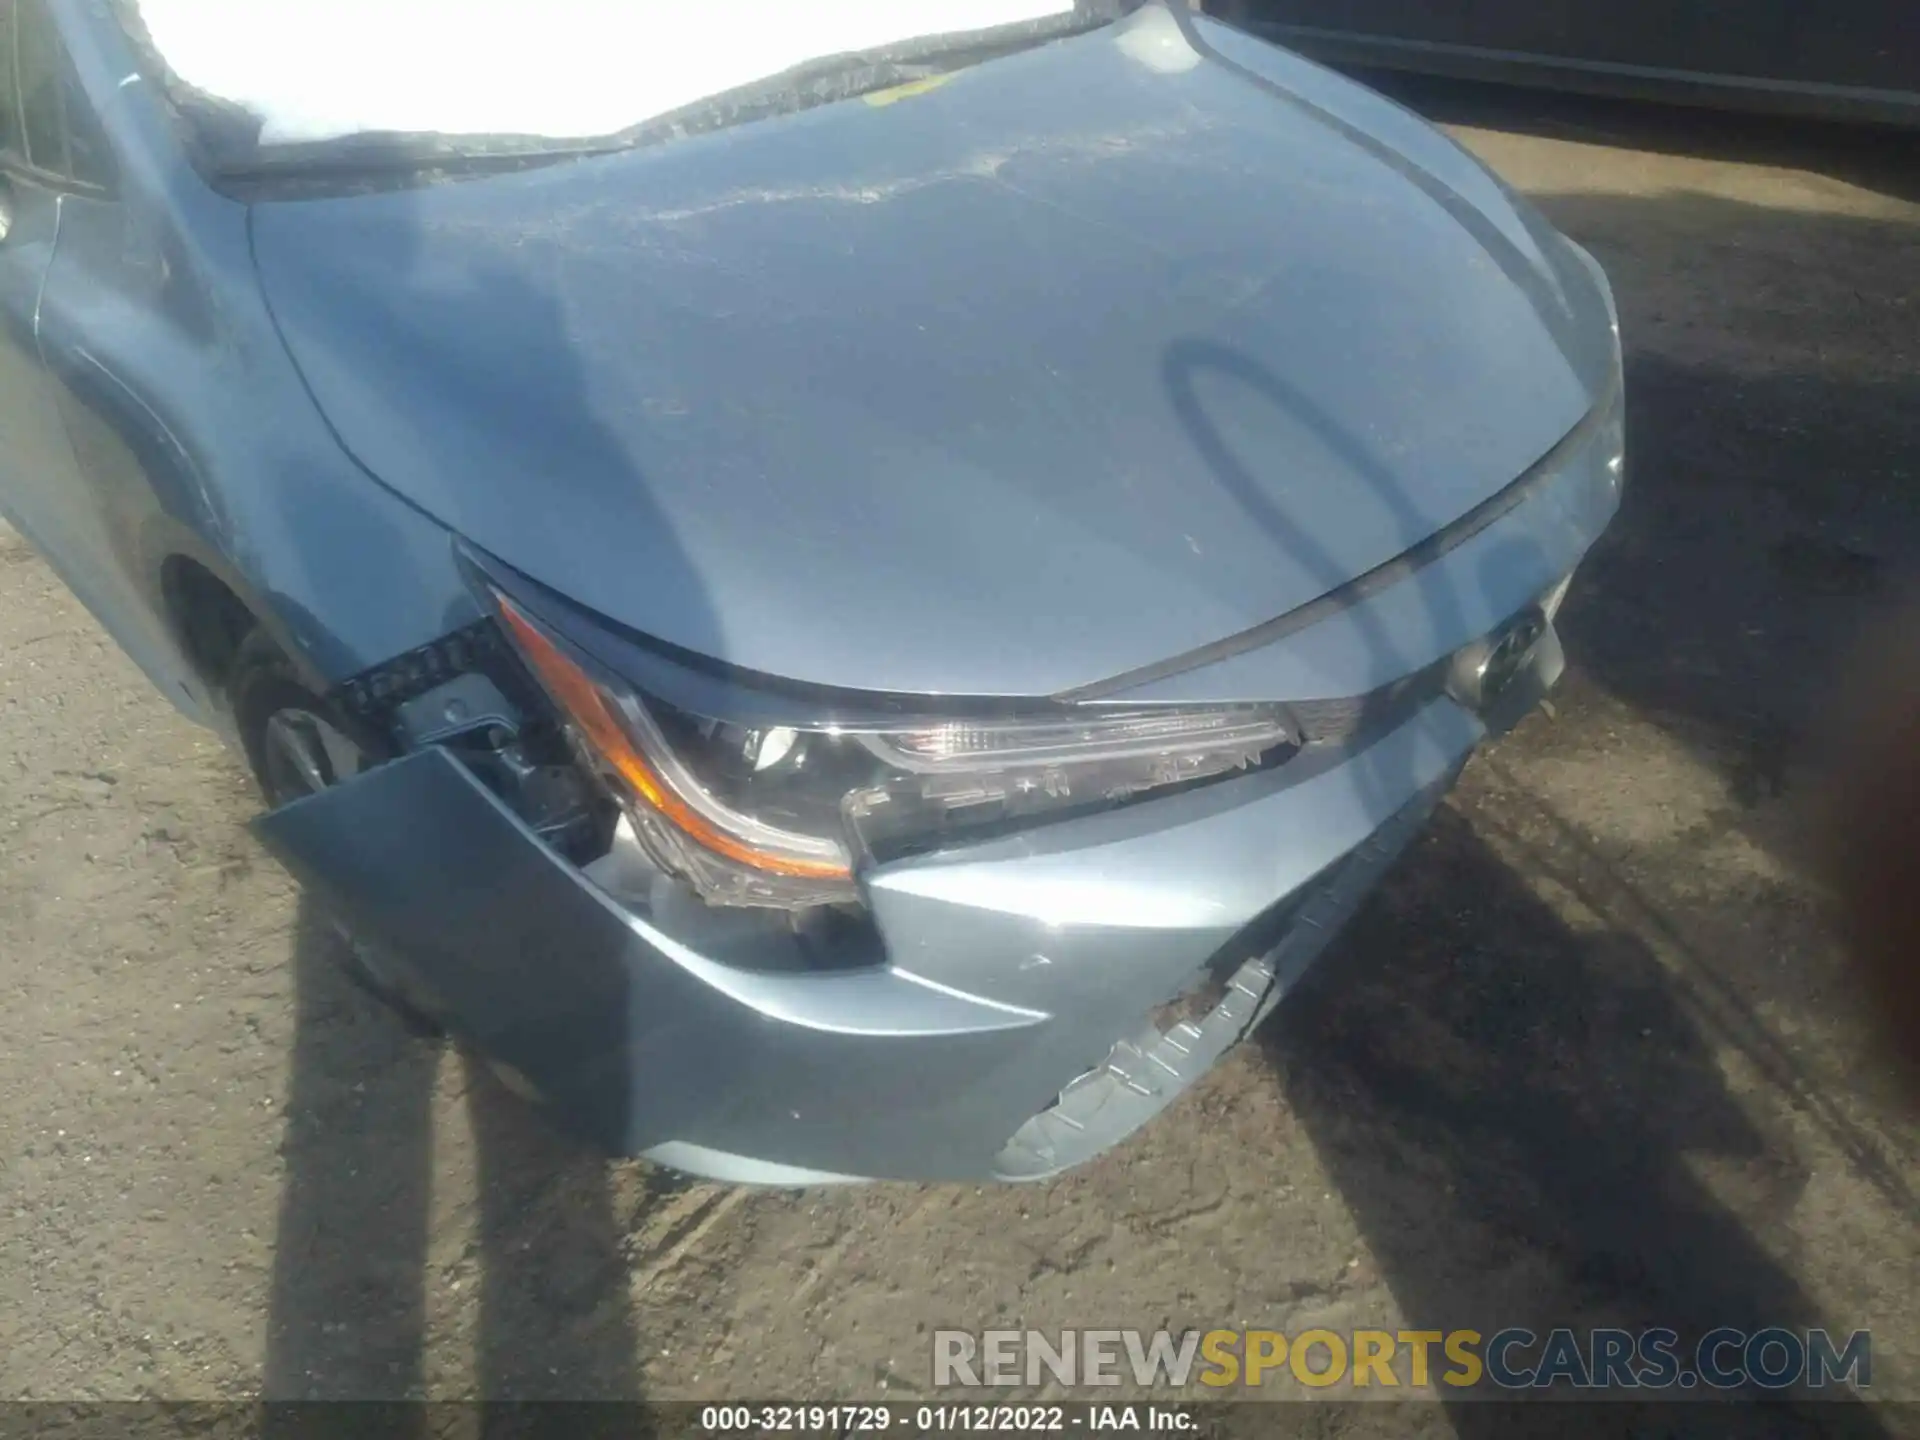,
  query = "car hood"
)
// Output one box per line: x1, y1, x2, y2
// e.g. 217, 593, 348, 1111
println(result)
250, 6, 1612, 698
